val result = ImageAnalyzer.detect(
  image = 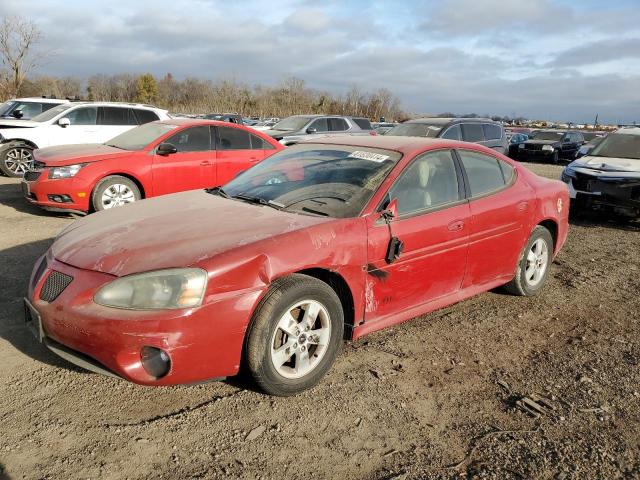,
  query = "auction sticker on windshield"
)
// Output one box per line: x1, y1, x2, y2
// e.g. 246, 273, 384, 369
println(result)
348, 151, 390, 162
